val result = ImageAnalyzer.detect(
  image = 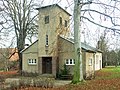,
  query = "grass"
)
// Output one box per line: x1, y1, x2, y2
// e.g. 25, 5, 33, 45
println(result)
56, 67, 120, 90
8, 67, 120, 90
101, 66, 120, 72
95, 67, 120, 80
